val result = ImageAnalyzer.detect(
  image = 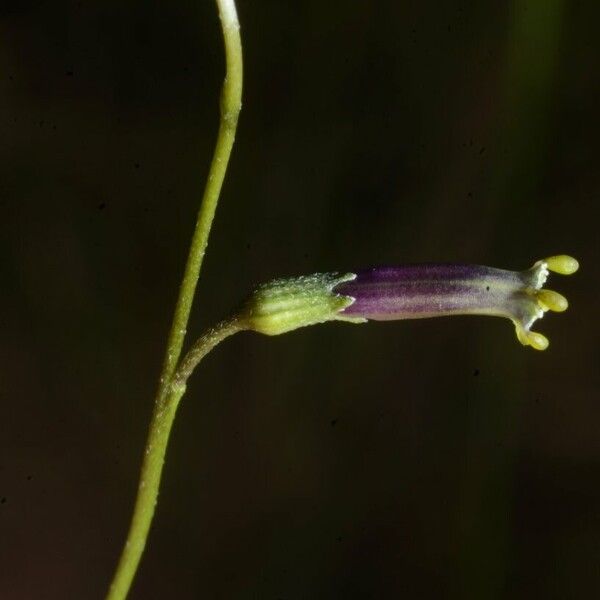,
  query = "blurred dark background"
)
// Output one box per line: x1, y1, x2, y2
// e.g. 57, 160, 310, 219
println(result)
1, 1, 598, 598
